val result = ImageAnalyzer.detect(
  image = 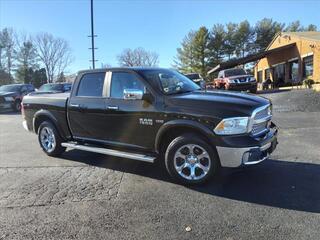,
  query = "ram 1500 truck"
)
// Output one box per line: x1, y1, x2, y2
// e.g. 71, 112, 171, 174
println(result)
22, 68, 278, 184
